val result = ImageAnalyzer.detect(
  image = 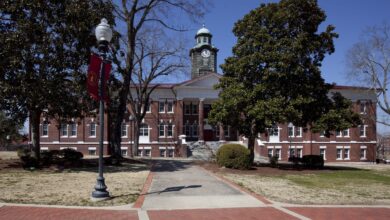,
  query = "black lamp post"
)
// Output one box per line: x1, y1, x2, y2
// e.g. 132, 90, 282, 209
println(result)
129, 115, 134, 156
91, 18, 112, 200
